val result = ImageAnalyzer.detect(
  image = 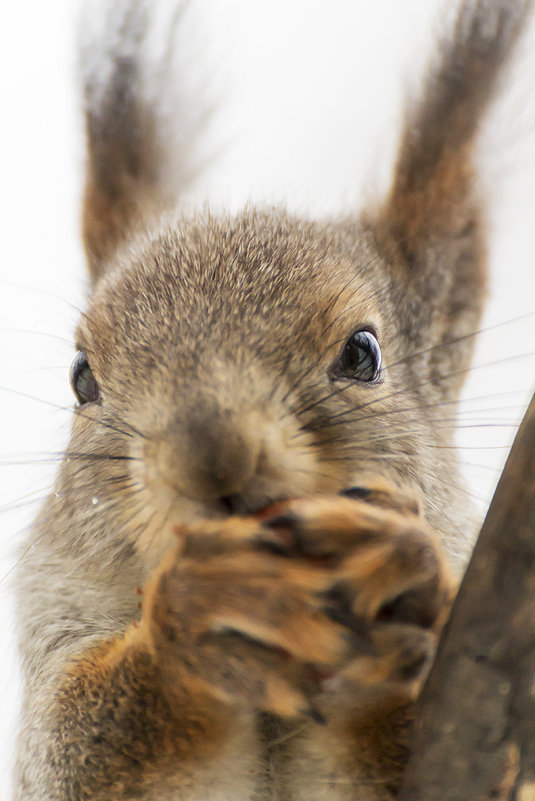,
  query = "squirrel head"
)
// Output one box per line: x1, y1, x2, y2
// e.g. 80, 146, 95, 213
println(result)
58, 1, 530, 572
